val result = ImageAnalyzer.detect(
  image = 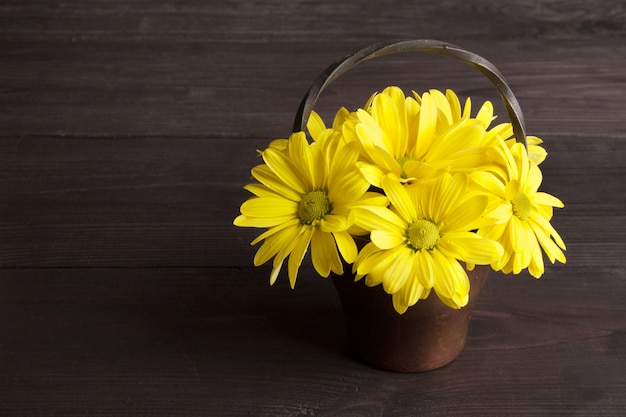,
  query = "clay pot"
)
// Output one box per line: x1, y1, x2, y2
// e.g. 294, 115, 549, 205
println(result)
332, 264, 489, 372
